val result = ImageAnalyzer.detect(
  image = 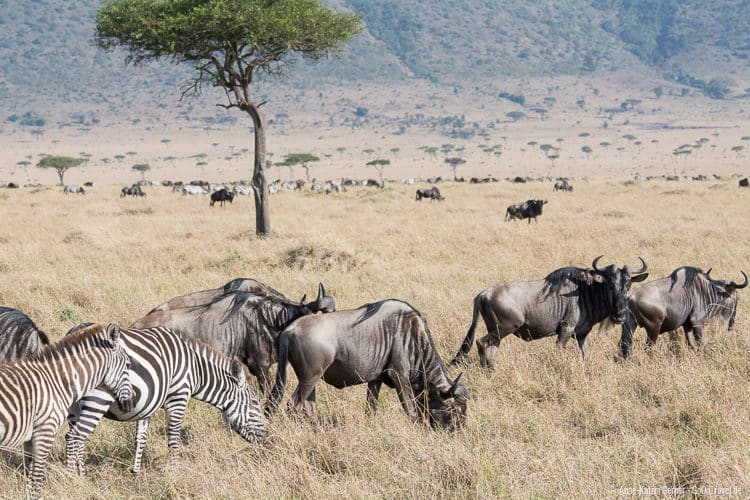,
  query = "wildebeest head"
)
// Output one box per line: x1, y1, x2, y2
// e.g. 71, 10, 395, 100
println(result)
304, 283, 336, 313
591, 255, 649, 323
417, 373, 469, 432
221, 359, 266, 442
700, 268, 748, 329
